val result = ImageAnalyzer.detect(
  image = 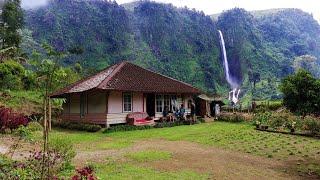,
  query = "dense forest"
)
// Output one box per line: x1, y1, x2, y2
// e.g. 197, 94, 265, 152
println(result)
14, 0, 320, 101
